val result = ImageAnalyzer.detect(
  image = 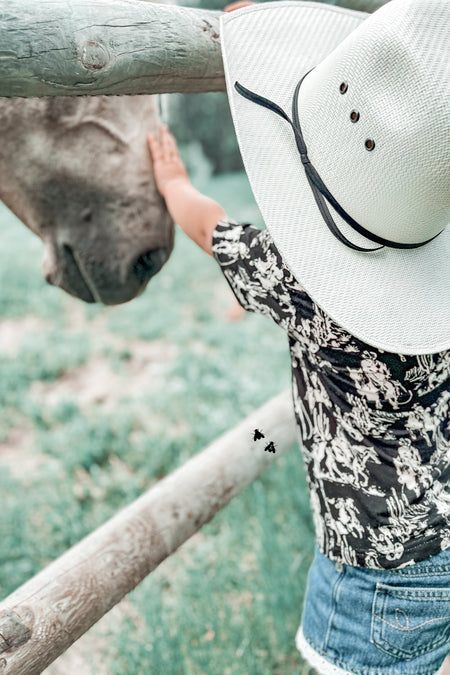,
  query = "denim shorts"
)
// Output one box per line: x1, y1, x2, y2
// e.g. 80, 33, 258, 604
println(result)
296, 546, 450, 675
